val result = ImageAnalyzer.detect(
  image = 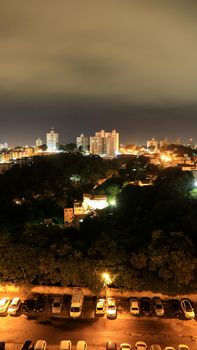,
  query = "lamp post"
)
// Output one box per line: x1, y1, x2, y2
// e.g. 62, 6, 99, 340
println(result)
102, 272, 111, 299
